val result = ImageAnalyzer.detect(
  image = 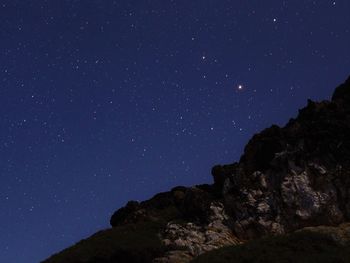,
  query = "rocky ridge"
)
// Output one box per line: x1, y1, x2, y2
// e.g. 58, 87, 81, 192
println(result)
215, 76, 350, 240
43, 76, 350, 263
